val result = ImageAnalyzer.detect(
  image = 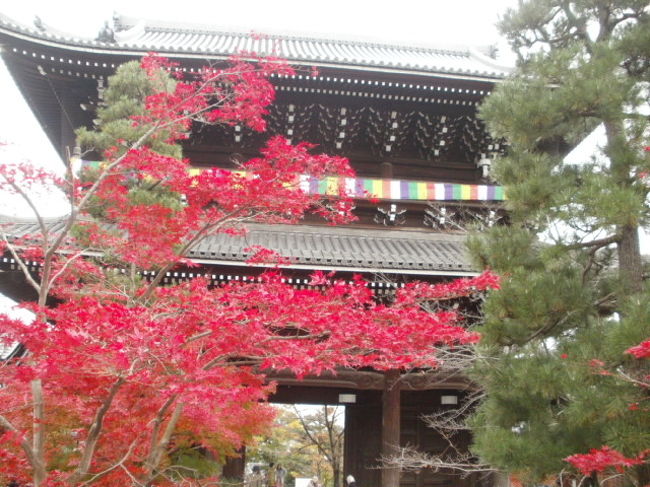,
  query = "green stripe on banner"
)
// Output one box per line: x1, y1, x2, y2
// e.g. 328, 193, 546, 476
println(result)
318, 178, 328, 194
495, 186, 505, 200
453, 185, 461, 199
363, 178, 375, 197
408, 181, 417, 199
